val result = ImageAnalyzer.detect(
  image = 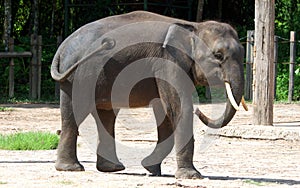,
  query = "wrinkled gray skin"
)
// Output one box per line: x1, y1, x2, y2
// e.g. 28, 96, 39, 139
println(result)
51, 11, 244, 179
